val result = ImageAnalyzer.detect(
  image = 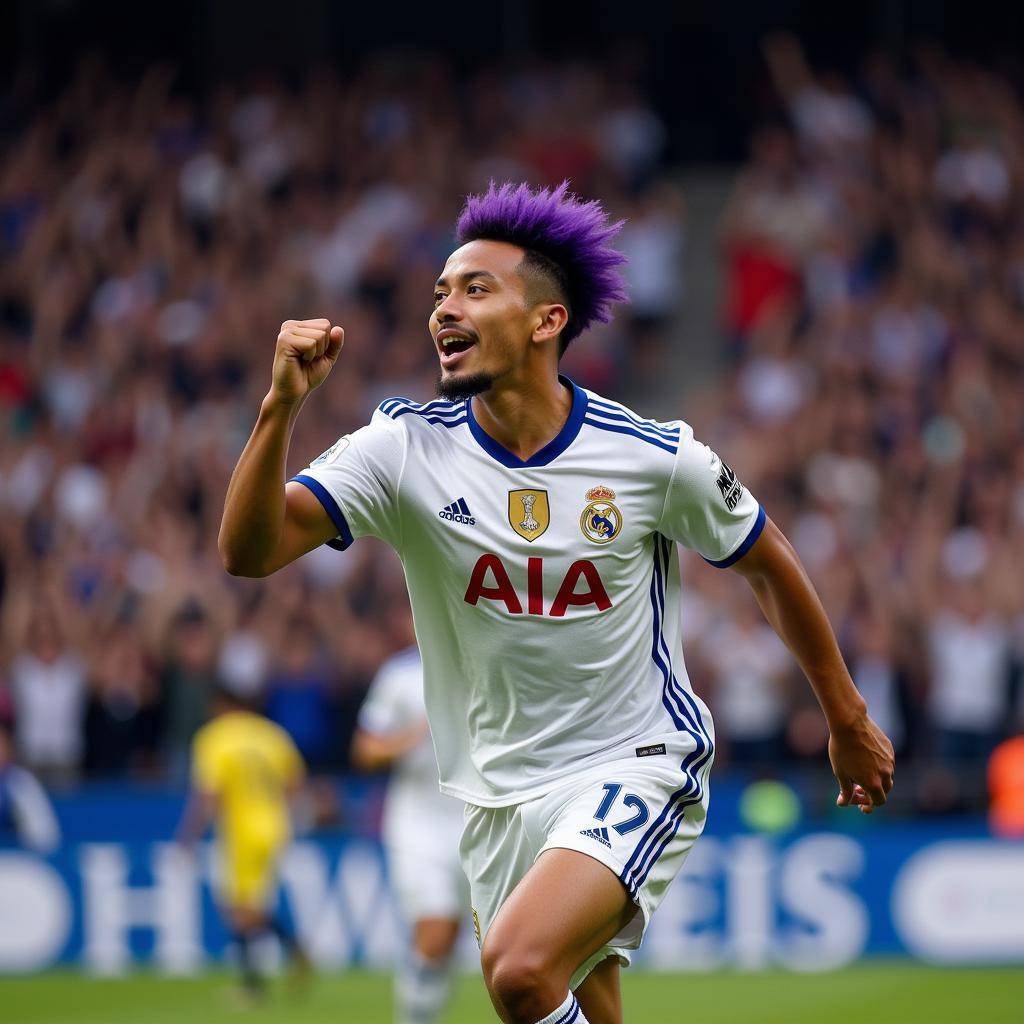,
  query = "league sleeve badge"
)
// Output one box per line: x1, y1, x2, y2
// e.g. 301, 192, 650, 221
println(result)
712, 457, 743, 511
311, 436, 351, 465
